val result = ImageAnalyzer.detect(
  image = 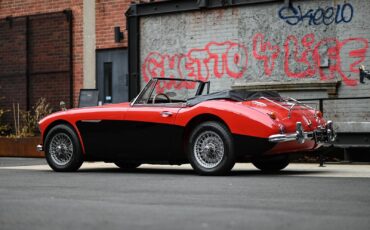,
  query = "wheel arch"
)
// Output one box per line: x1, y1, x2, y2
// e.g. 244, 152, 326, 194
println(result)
184, 113, 236, 175
42, 120, 86, 154
183, 113, 230, 143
